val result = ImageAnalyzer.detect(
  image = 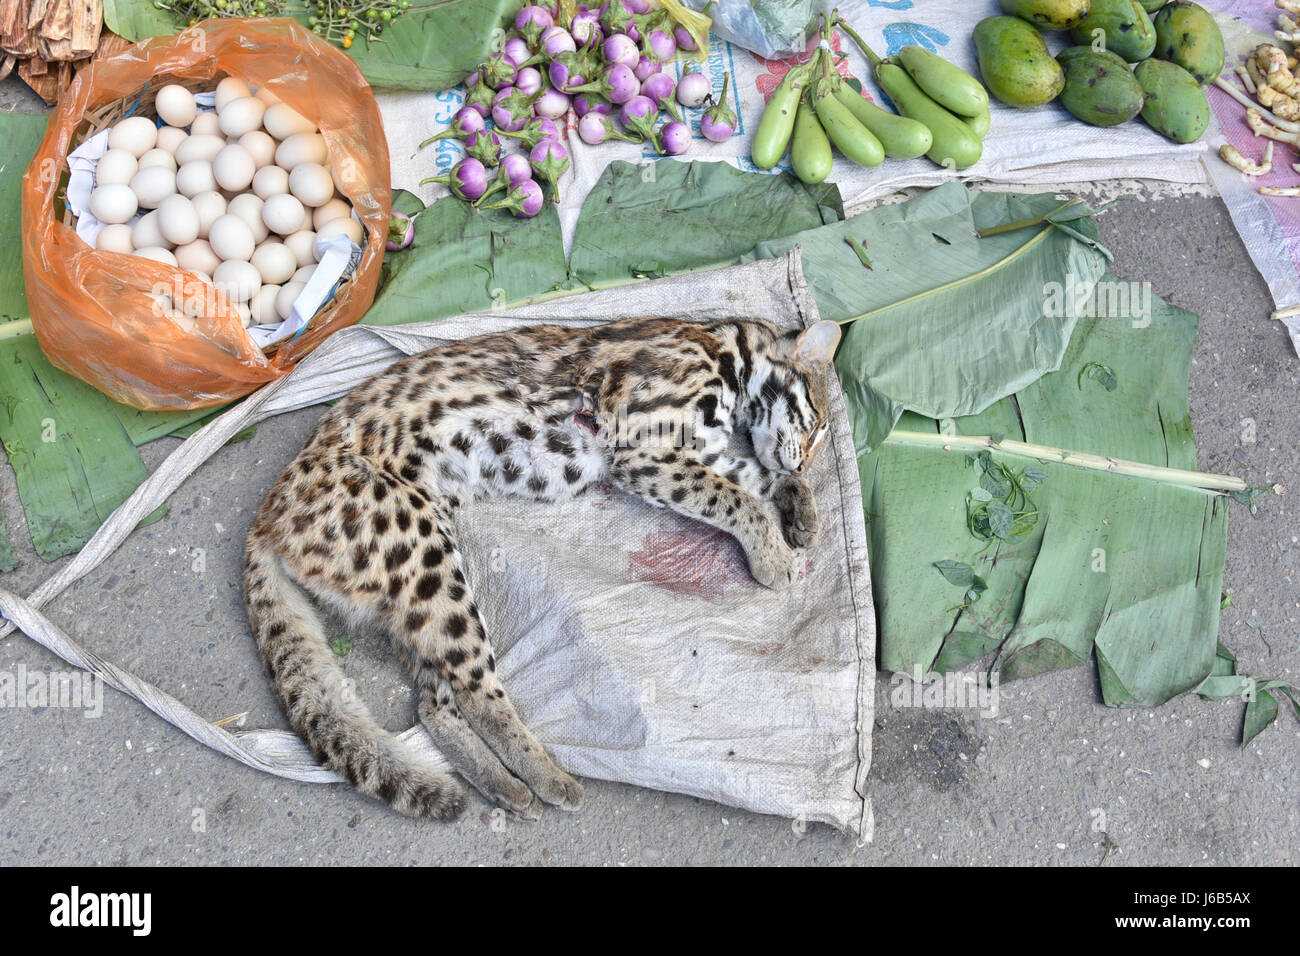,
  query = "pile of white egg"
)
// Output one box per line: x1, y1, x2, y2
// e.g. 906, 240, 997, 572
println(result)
84, 77, 363, 329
